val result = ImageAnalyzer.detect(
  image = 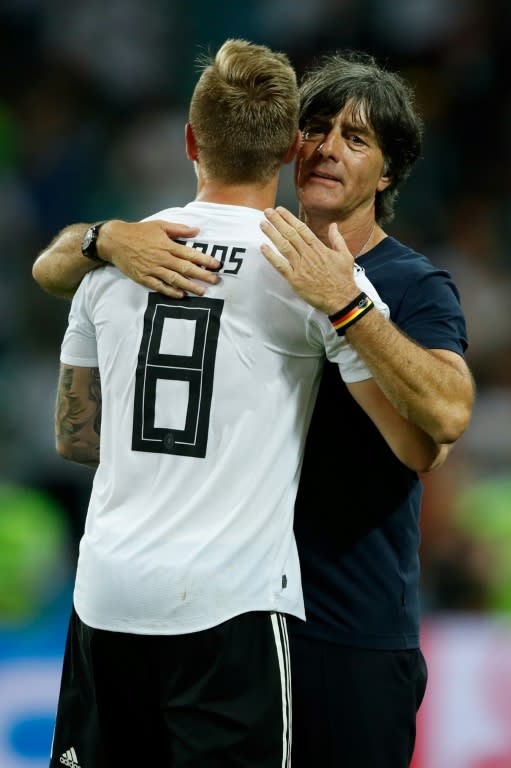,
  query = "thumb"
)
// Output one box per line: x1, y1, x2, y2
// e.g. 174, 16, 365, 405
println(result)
328, 223, 354, 263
